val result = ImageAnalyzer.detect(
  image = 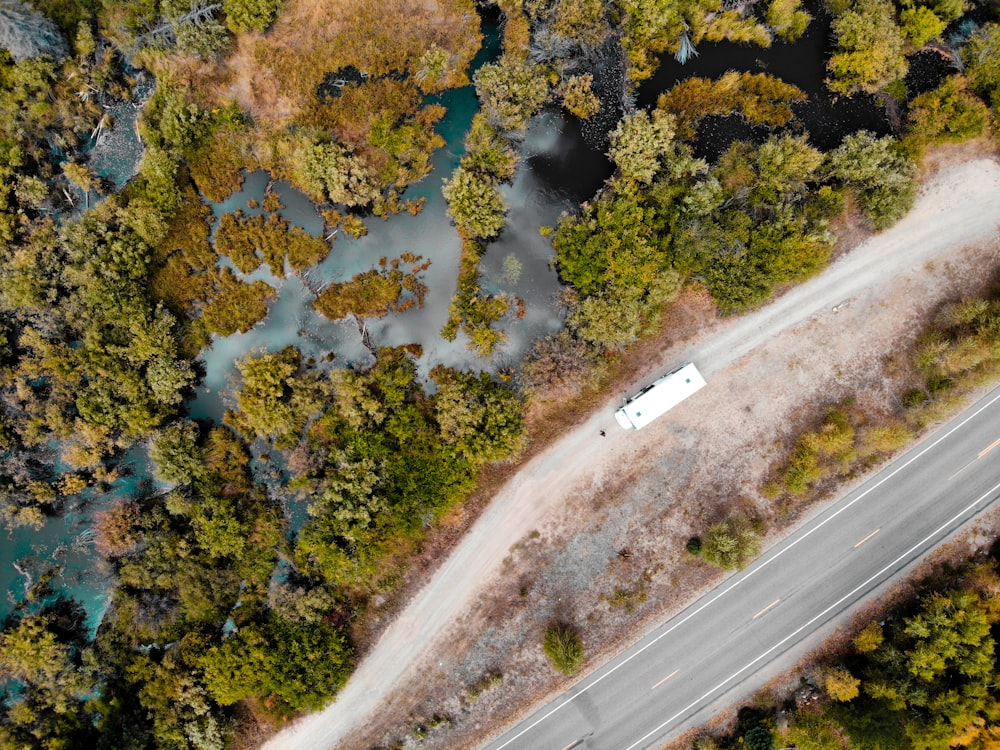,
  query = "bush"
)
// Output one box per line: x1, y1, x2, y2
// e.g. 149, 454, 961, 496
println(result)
701, 517, 762, 571
744, 725, 775, 750
465, 672, 503, 702
858, 423, 911, 455
561, 73, 600, 119
543, 623, 584, 675
926, 373, 953, 396
474, 56, 549, 132
223, 0, 281, 33
686, 537, 702, 554
825, 131, 916, 230
442, 166, 507, 239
